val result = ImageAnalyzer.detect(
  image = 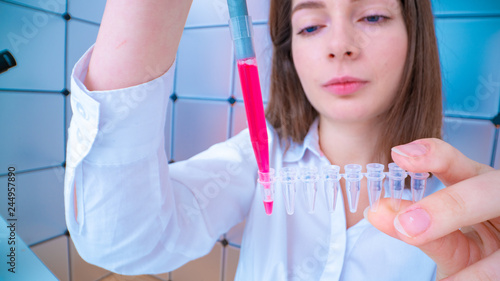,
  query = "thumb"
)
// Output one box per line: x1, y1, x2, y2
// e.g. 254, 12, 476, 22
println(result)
366, 170, 500, 278
365, 198, 472, 278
